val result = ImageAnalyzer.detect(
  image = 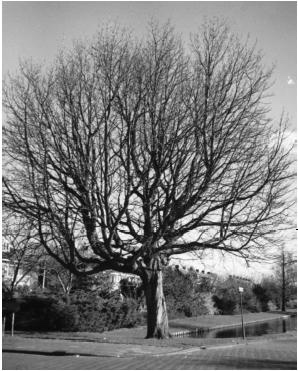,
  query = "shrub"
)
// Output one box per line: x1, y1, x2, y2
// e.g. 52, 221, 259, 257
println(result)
212, 294, 237, 314
70, 290, 105, 331
13, 295, 79, 331
68, 290, 145, 332
163, 266, 215, 318
252, 284, 269, 311
12, 291, 145, 332
201, 293, 218, 315
245, 297, 262, 313
287, 299, 297, 309
212, 276, 263, 314
267, 300, 278, 311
